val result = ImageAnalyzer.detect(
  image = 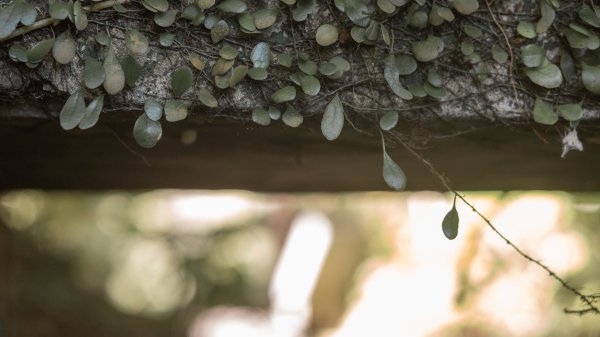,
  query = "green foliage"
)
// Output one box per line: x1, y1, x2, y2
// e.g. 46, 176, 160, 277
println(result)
441, 195, 459, 240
